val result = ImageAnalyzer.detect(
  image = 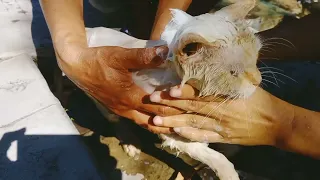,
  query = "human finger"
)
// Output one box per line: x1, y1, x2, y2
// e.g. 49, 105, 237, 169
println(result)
129, 86, 185, 116
114, 46, 168, 69
169, 84, 199, 99
124, 110, 173, 134
173, 127, 224, 143
174, 127, 252, 145
139, 103, 184, 116
155, 84, 221, 102
153, 114, 226, 133
150, 91, 219, 113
